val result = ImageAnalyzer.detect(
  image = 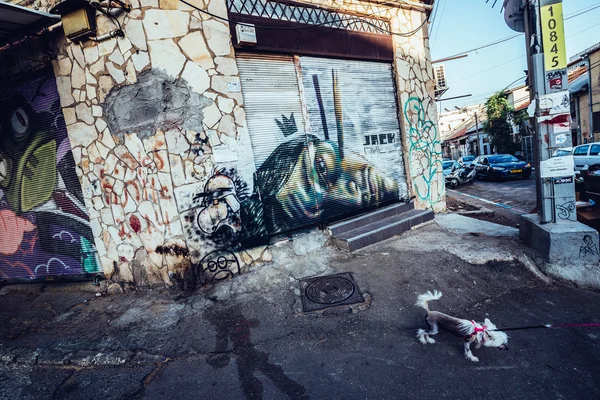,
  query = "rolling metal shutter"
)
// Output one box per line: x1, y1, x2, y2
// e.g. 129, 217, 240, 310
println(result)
0, 69, 100, 282
299, 56, 408, 221
237, 54, 320, 235
237, 54, 408, 235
